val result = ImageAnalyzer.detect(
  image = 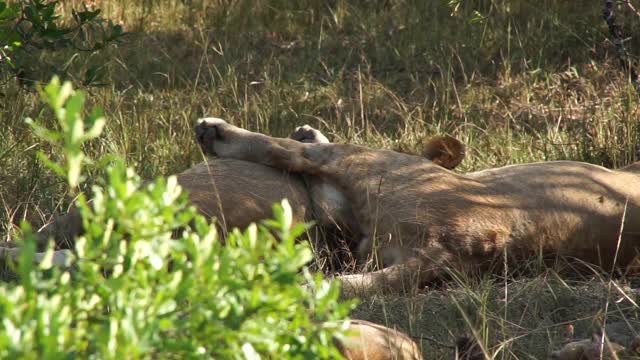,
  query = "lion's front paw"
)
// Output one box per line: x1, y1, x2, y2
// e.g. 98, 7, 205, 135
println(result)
195, 117, 228, 156
289, 124, 330, 144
